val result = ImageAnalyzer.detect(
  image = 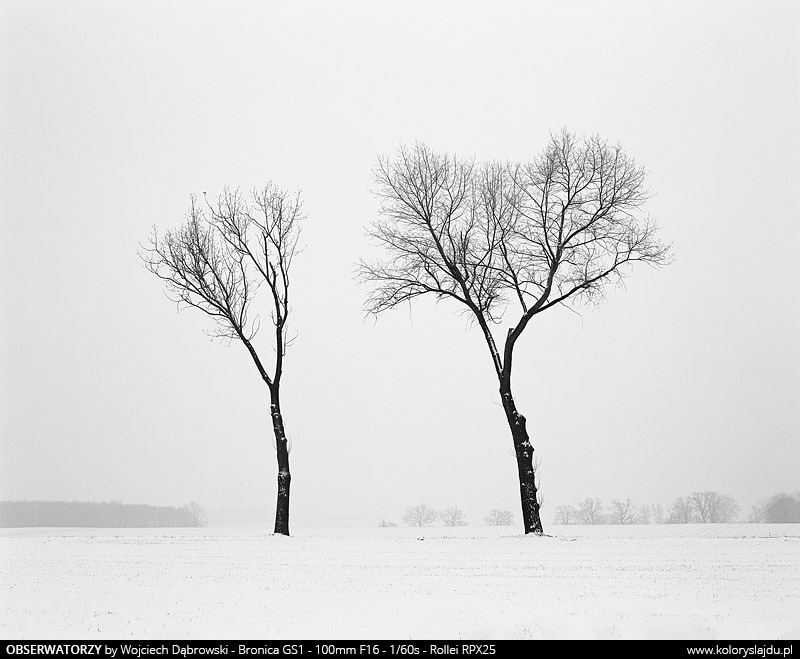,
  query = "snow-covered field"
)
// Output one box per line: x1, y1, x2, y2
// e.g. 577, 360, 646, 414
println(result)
1, 524, 798, 640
